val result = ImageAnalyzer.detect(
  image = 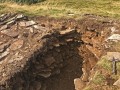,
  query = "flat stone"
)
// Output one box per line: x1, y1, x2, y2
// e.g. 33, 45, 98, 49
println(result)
7, 20, 15, 26
59, 29, 75, 35
0, 43, 10, 53
19, 22, 26, 27
26, 20, 36, 27
107, 34, 120, 41
0, 25, 8, 30
107, 52, 120, 60
86, 45, 101, 59
74, 78, 86, 90
0, 50, 9, 60
44, 57, 55, 66
2, 31, 19, 38
8, 55, 24, 63
113, 78, 120, 87
39, 72, 51, 78
111, 27, 117, 33
16, 14, 25, 19
10, 40, 24, 50
33, 25, 40, 29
